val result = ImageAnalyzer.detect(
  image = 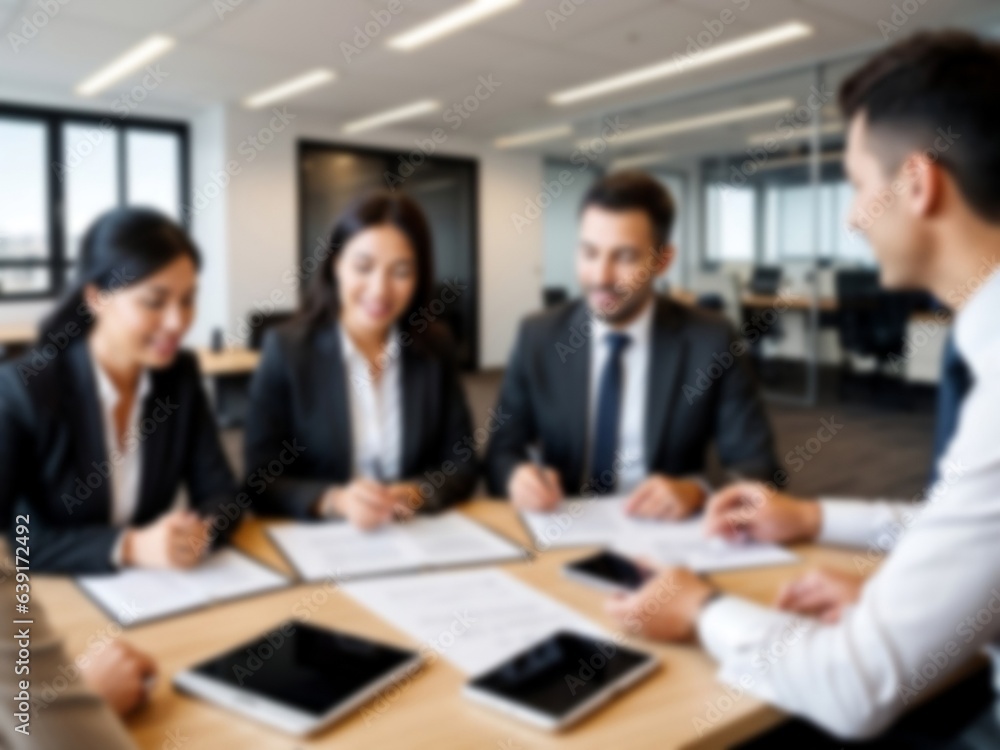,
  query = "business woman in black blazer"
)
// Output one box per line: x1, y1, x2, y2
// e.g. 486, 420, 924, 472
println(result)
0, 208, 240, 573
244, 192, 477, 527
